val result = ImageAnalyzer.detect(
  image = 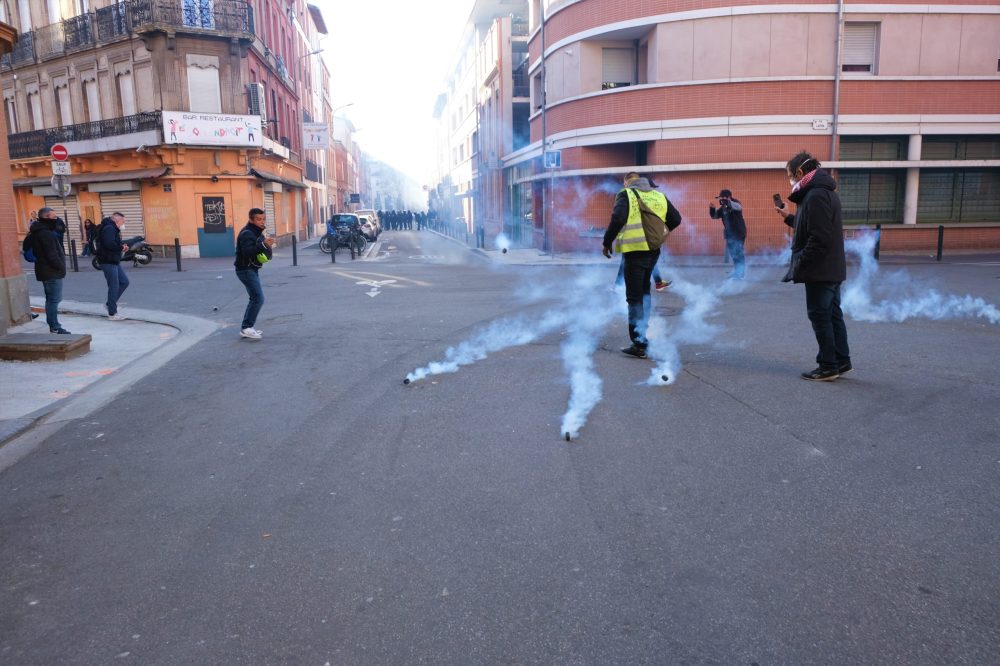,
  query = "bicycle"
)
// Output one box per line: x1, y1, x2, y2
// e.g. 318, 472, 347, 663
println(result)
319, 221, 366, 260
